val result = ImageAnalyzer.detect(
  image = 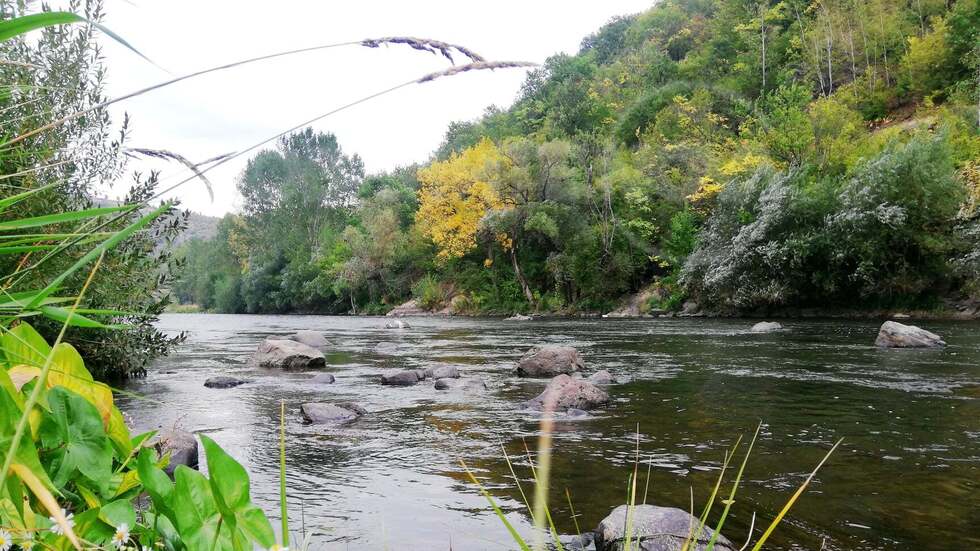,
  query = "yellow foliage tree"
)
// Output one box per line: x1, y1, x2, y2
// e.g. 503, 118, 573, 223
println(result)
416, 139, 508, 259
